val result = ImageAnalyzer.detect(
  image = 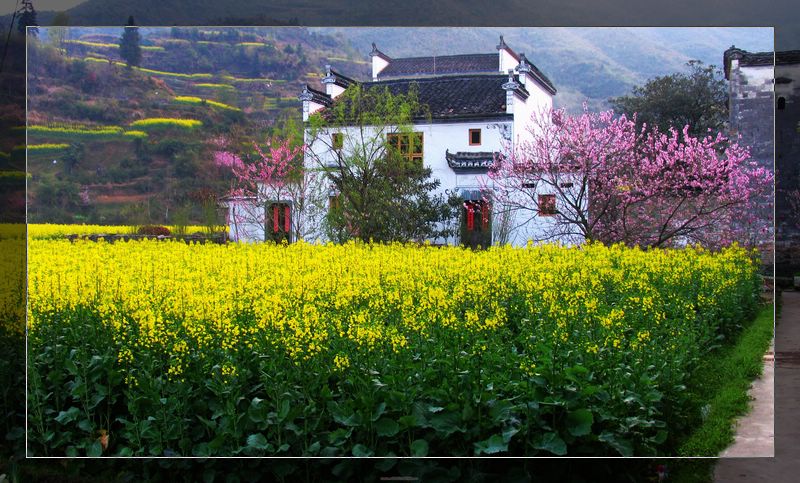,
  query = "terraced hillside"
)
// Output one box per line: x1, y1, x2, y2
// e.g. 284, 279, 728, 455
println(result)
26, 27, 371, 224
